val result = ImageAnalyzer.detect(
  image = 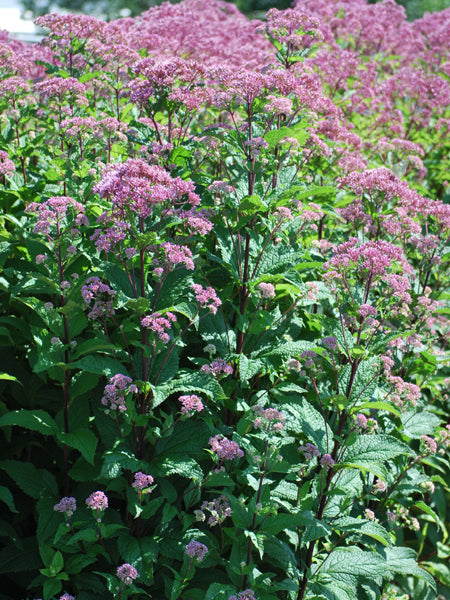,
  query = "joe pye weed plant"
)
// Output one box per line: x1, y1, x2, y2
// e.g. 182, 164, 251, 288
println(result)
0, 1, 449, 599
